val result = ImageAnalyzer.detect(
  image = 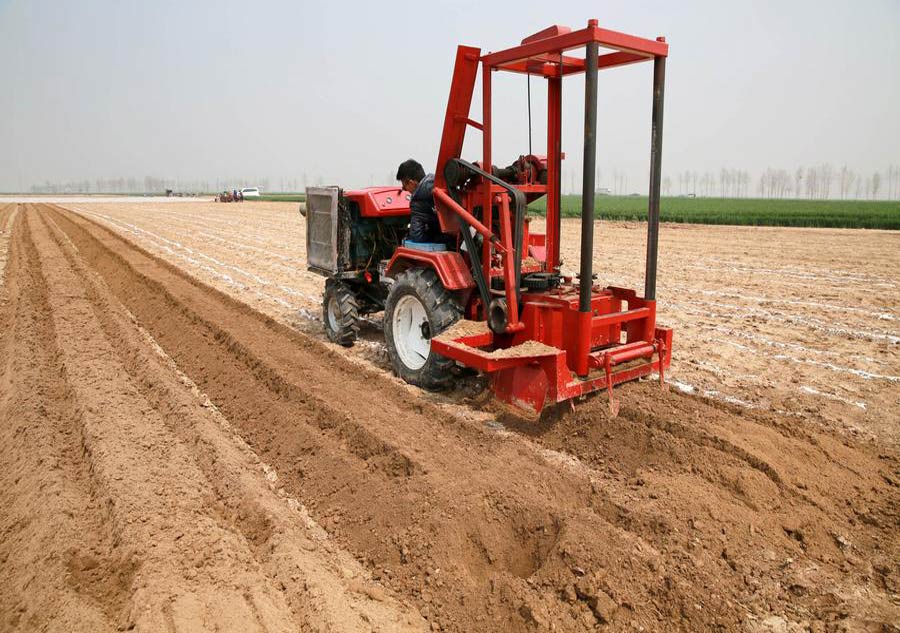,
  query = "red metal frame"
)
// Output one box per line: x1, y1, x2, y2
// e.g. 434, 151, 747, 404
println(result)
390, 20, 671, 414
433, 325, 672, 413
